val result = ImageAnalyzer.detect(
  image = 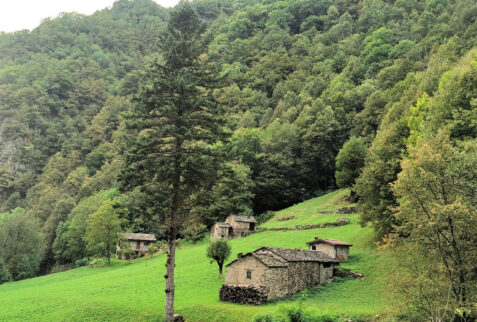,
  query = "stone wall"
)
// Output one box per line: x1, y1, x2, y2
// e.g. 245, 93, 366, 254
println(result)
335, 245, 350, 260
287, 262, 322, 295
225, 217, 254, 237
257, 218, 349, 233
264, 267, 289, 300
225, 256, 267, 286
319, 206, 359, 214
211, 224, 230, 240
